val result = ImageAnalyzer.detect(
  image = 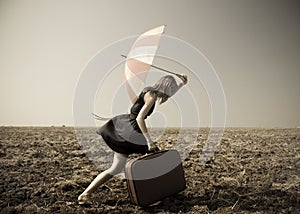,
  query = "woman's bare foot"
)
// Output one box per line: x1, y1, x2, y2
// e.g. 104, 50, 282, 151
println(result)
78, 193, 92, 205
